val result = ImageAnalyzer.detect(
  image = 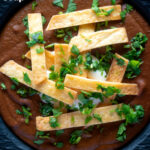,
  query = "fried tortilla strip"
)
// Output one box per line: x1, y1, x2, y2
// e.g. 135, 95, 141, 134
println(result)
64, 74, 139, 95
75, 24, 95, 77
69, 28, 128, 53
0, 60, 77, 105
25, 50, 55, 69
54, 44, 69, 72
98, 54, 129, 107
46, 5, 121, 30
28, 13, 47, 84
36, 104, 124, 131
